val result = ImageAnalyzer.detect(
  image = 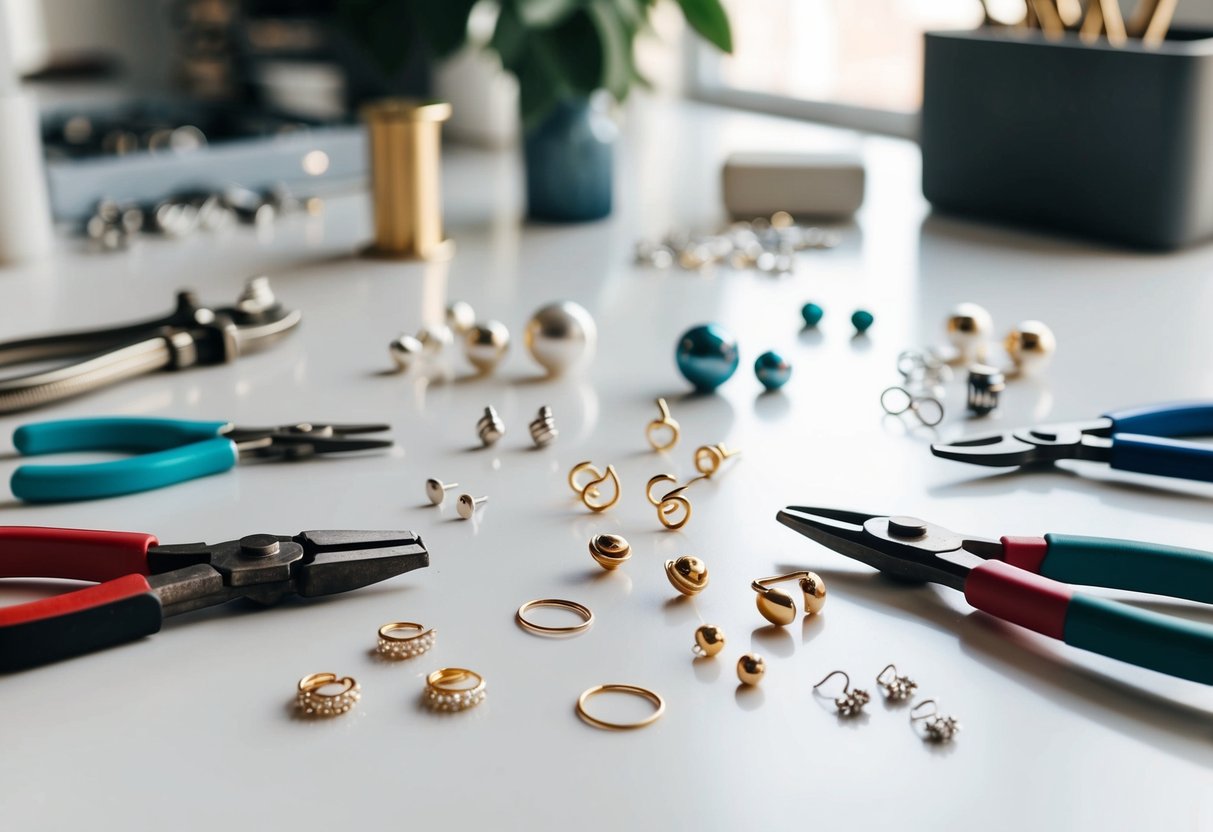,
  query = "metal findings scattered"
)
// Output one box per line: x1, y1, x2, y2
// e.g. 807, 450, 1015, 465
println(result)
576, 684, 666, 731
876, 664, 918, 701
692, 624, 726, 658
477, 406, 505, 447
425, 478, 458, 506
736, 653, 766, 686
911, 699, 961, 743
589, 534, 632, 571
528, 406, 558, 447
296, 672, 361, 717
424, 668, 487, 712
456, 494, 487, 520
646, 398, 681, 452
966, 364, 1006, 416
881, 385, 945, 427
568, 461, 621, 512
376, 622, 436, 659
813, 670, 870, 717
751, 571, 827, 626
516, 598, 595, 636
664, 555, 709, 596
